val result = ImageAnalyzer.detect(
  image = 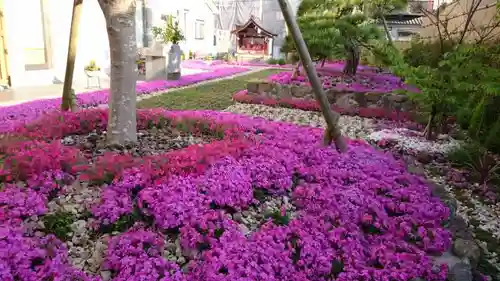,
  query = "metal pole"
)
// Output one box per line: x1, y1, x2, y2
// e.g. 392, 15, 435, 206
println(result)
275, 0, 347, 152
